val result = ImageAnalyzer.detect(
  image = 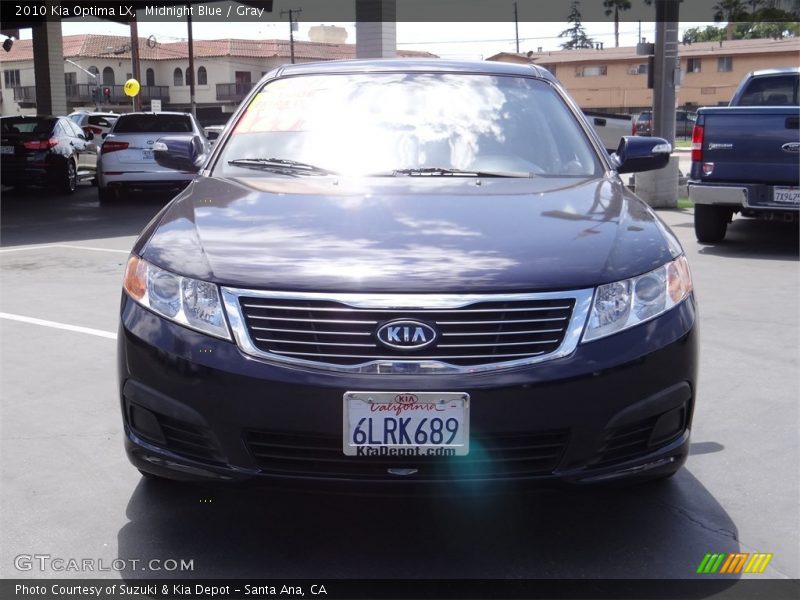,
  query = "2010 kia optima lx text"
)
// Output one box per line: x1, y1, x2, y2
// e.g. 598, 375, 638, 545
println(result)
118, 60, 697, 491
